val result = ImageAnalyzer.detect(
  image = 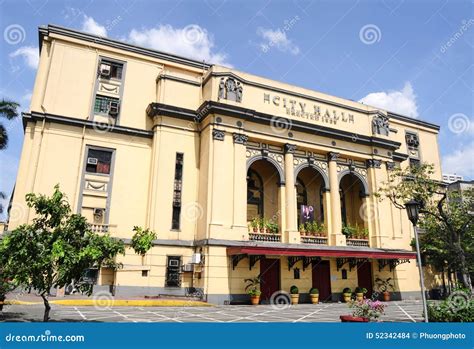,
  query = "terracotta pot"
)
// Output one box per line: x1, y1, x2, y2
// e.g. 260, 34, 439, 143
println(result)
356, 293, 363, 301
340, 315, 369, 322
290, 294, 299, 305
259, 228, 265, 233
310, 294, 319, 304
343, 293, 352, 303
383, 291, 391, 302
250, 295, 260, 305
